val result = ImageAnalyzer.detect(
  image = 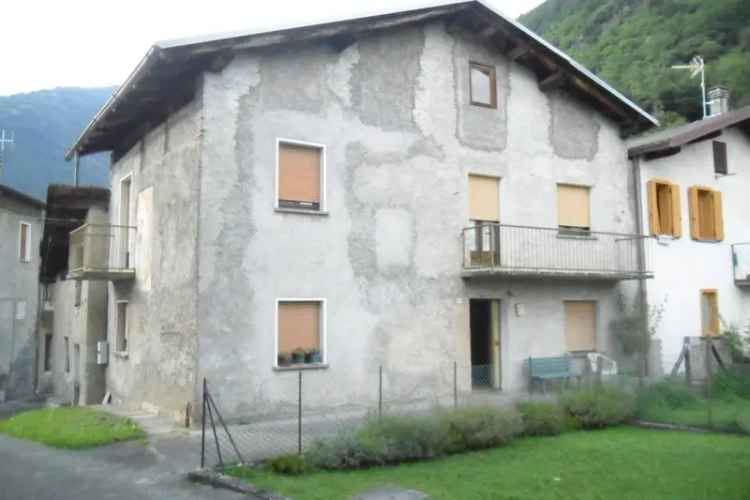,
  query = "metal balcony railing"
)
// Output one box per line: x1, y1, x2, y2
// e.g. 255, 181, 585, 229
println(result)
731, 243, 750, 286
461, 223, 653, 280
68, 224, 137, 281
